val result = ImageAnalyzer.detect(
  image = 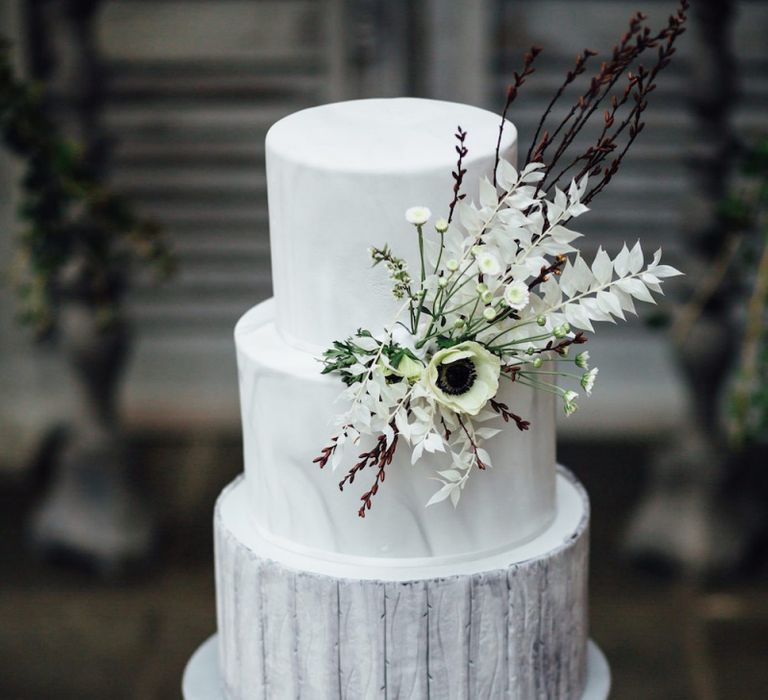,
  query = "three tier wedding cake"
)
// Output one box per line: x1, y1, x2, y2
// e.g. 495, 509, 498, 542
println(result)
215, 98, 600, 699
182, 6, 688, 697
